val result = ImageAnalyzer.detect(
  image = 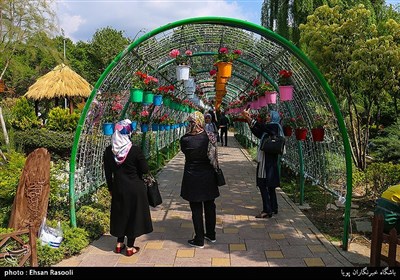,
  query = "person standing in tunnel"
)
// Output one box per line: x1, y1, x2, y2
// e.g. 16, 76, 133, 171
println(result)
218, 111, 229, 146
241, 109, 283, 218
103, 119, 153, 256
180, 111, 220, 248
